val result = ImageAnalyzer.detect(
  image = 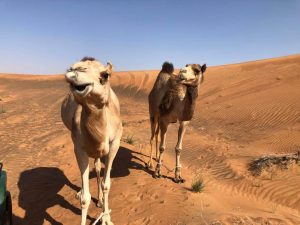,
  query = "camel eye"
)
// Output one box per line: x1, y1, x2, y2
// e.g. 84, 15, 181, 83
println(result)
101, 72, 109, 80
99, 72, 110, 85
75, 67, 87, 72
